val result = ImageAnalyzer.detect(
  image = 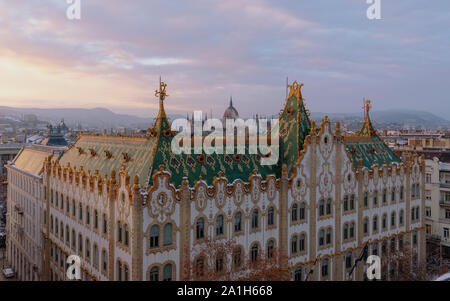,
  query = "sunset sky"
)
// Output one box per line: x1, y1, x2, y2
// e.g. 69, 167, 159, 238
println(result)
0, 0, 449, 119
